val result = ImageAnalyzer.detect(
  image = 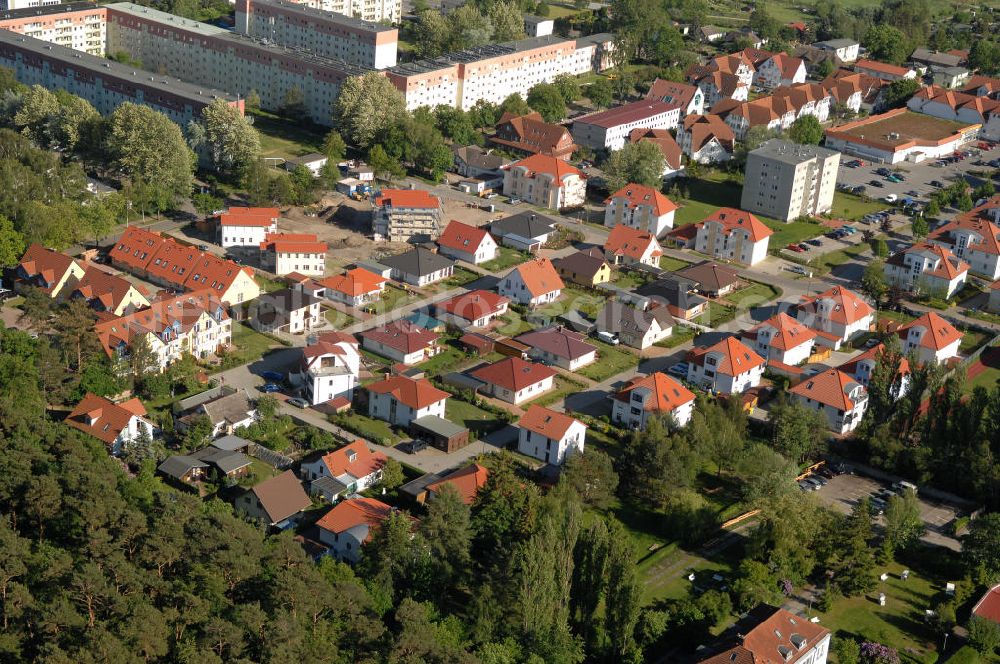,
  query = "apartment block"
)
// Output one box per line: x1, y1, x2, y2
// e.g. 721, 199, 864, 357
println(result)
234, 0, 397, 69
571, 100, 681, 151
280, 0, 400, 25
105, 2, 367, 125
741, 139, 840, 222
372, 189, 442, 242
0, 2, 105, 55
259, 233, 328, 276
